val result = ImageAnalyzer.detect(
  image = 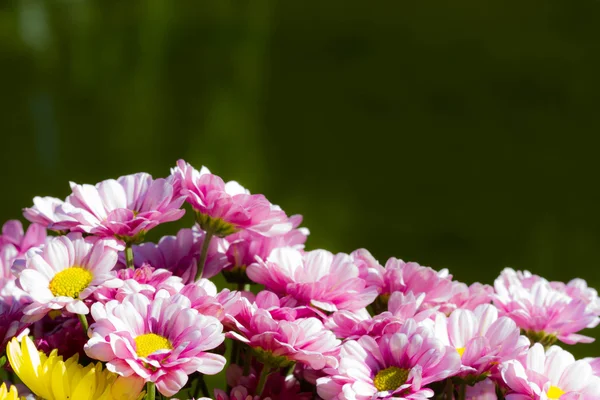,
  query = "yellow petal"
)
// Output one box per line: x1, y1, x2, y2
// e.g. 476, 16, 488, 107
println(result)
71, 366, 97, 400
111, 376, 146, 400
51, 357, 68, 400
